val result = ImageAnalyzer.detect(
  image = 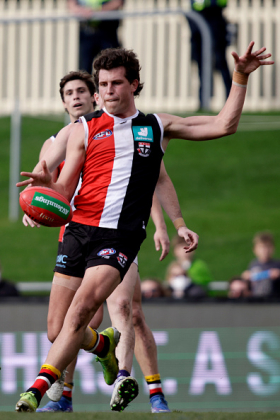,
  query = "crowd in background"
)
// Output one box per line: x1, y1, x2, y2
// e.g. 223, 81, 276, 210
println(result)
69, 0, 233, 109
141, 231, 280, 301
